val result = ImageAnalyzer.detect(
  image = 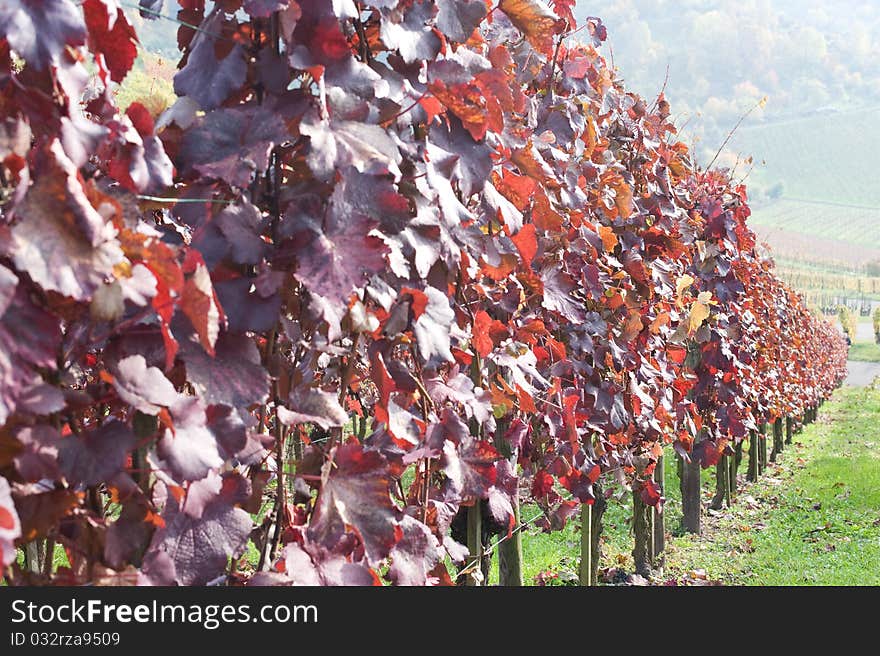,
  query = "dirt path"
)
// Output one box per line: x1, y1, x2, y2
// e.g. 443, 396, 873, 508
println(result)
845, 360, 880, 387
